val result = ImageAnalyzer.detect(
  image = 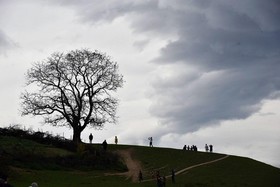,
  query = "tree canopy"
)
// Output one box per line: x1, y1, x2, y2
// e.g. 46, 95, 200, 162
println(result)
21, 49, 124, 143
